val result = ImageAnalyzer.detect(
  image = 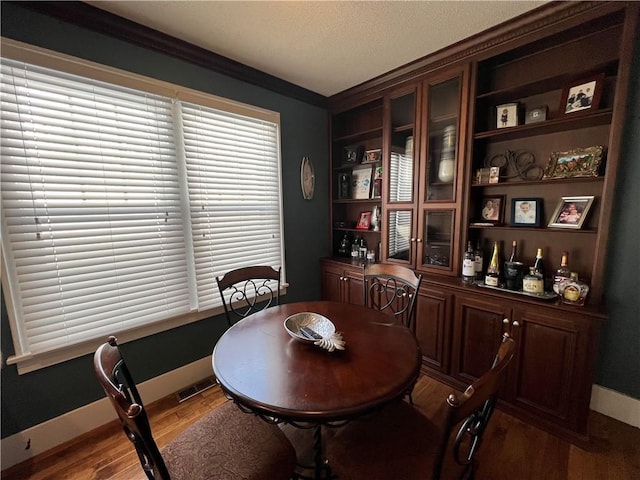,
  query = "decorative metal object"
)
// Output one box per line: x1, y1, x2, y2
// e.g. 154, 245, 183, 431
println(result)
486, 149, 543, 181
